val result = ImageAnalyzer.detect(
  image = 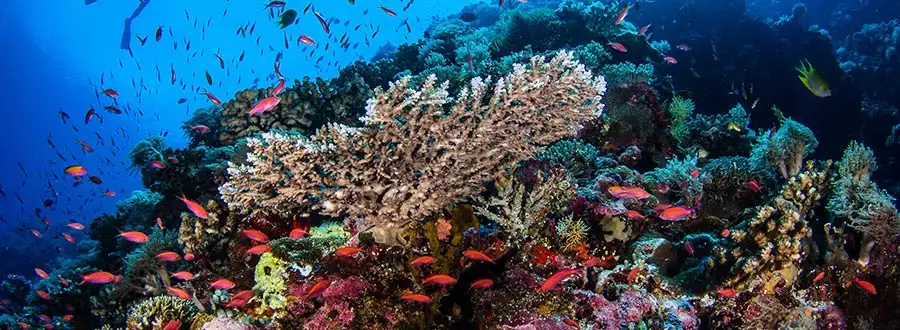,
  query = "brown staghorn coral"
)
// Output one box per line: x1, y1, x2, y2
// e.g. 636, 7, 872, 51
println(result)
221, 51, 607, 245
178, 200, 238, 256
